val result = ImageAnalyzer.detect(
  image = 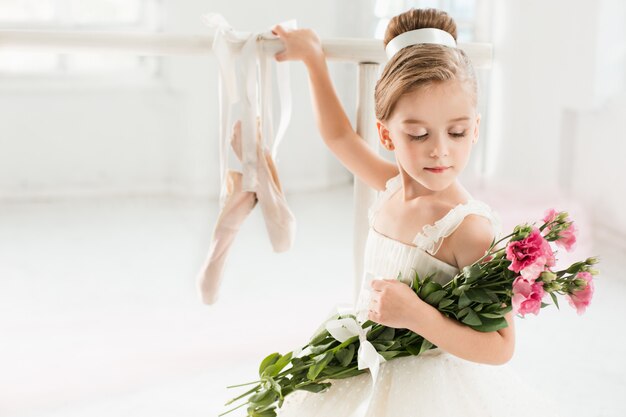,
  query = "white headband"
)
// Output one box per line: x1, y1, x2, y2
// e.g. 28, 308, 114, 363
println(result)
385, 28, 457, 59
